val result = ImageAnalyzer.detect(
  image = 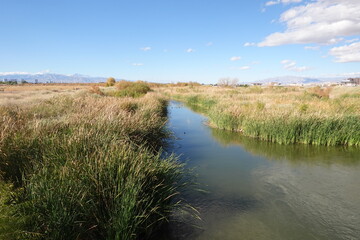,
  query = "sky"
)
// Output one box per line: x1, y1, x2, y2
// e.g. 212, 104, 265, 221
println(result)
1, 0, 360, 83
